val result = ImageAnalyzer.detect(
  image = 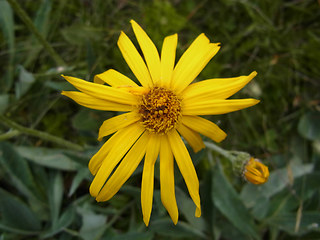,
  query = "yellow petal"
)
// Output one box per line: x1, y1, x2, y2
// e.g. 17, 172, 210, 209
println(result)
61, 91, 133, 112
160, 135, 178, 224
62, 75, 137, 105
117, 31, 153, 87
182, 71, 257, 100
160, 34, 178, 88
176, 124, 205, 153
141, 134, 161, 226
94, 69, 138, 87
88, 129, 121, 176
89, 124, 144, 197
182, 98, 260, 115
167, 130, 201, 218
171, 34, 220, 93
98, 111, 140, 141
131, 20, 161, 84
96, 131, 150, 201
244, 158, 269, 185
181, 115, 227, 143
